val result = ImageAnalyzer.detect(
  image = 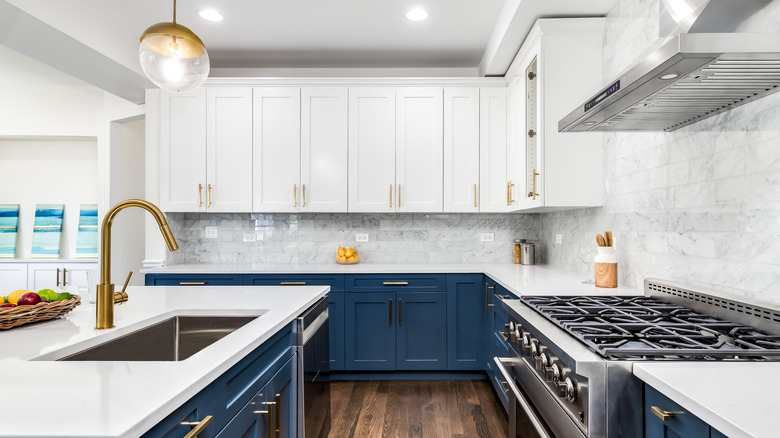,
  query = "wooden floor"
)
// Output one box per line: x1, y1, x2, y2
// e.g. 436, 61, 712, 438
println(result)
329, 380, 508, 438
